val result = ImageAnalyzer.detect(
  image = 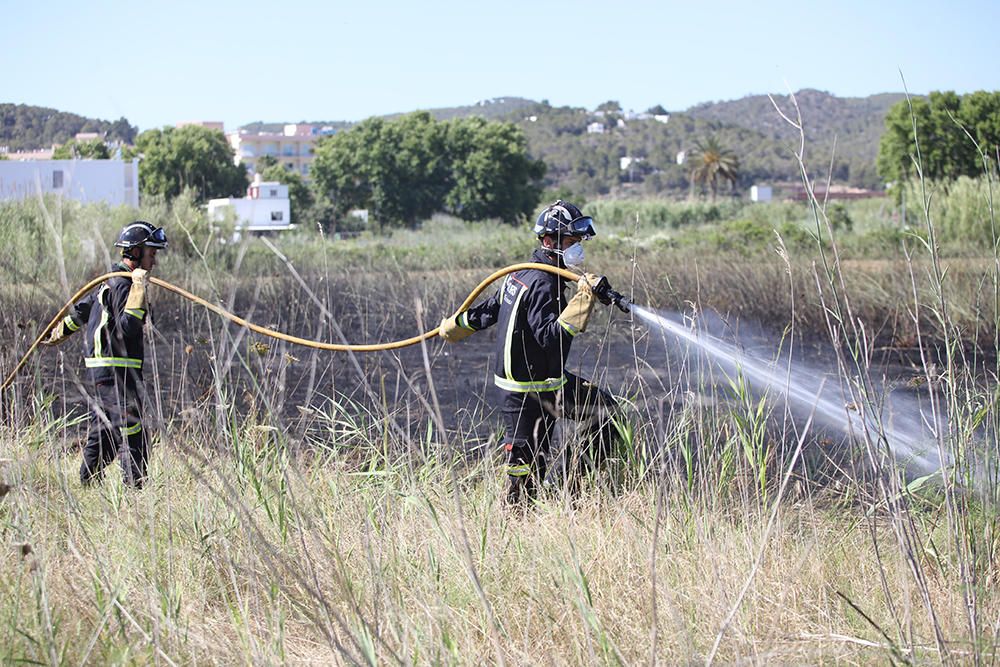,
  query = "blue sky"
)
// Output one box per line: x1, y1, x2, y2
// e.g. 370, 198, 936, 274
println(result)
3, 0, 998, 131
